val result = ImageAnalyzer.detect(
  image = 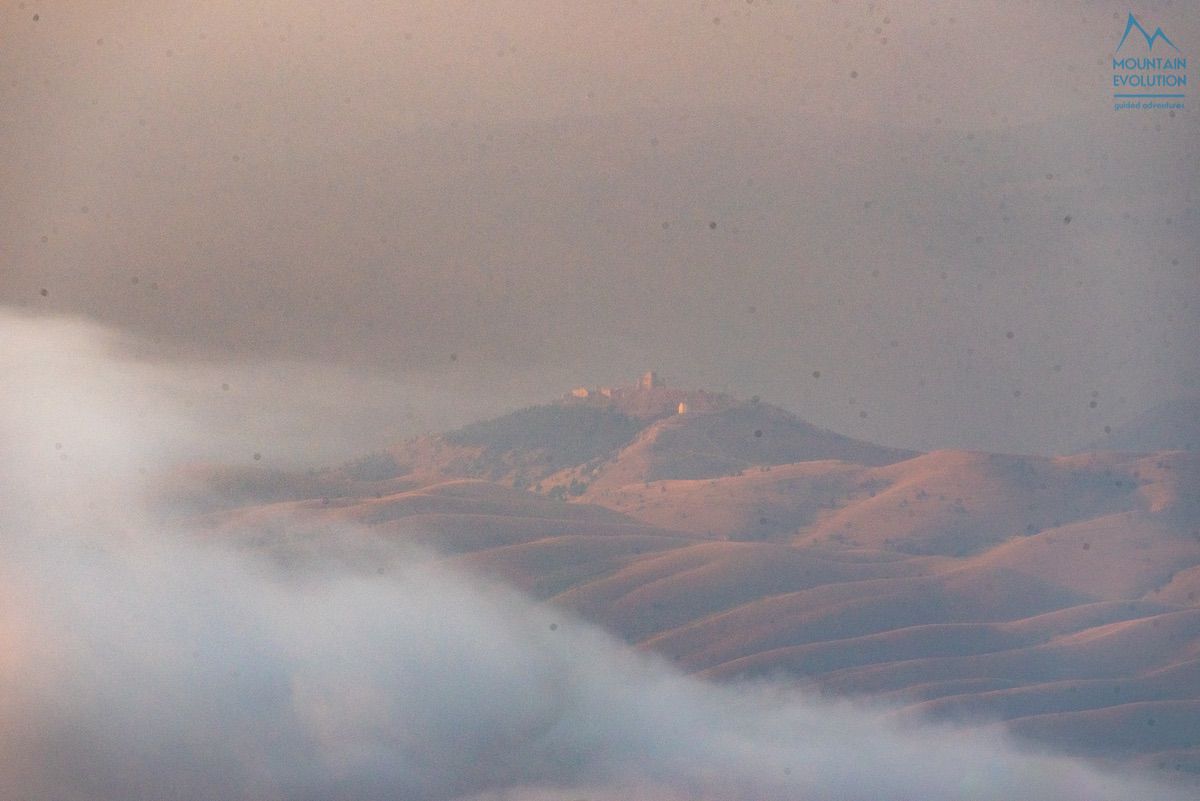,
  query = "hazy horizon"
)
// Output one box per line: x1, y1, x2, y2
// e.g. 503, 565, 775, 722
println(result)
3, 1, 1197, 461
